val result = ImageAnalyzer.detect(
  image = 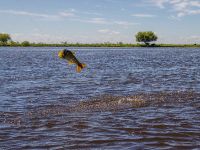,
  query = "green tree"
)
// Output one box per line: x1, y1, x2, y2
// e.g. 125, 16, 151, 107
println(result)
8, 41, 17, 46
135, 31, 158, 45
0, 33, 11, 45
21, 41, 31, 47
